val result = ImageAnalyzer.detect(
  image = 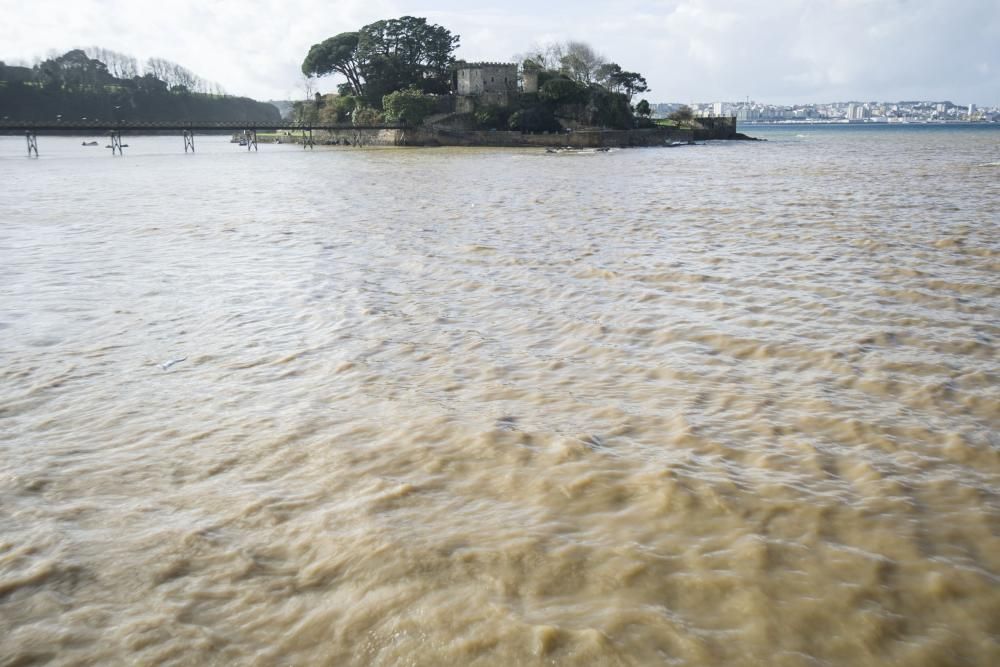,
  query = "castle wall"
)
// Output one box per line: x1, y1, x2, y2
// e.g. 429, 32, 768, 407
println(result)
455, 64, 518, 96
